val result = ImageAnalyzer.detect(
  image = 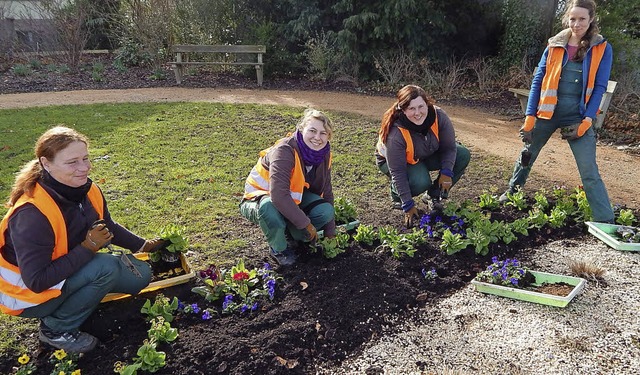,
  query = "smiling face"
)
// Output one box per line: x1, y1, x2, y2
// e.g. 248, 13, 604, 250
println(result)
568, 6, 592, 40
402, 96, 429, 125
40, 141, 91, 187
301, 118, 329, 151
